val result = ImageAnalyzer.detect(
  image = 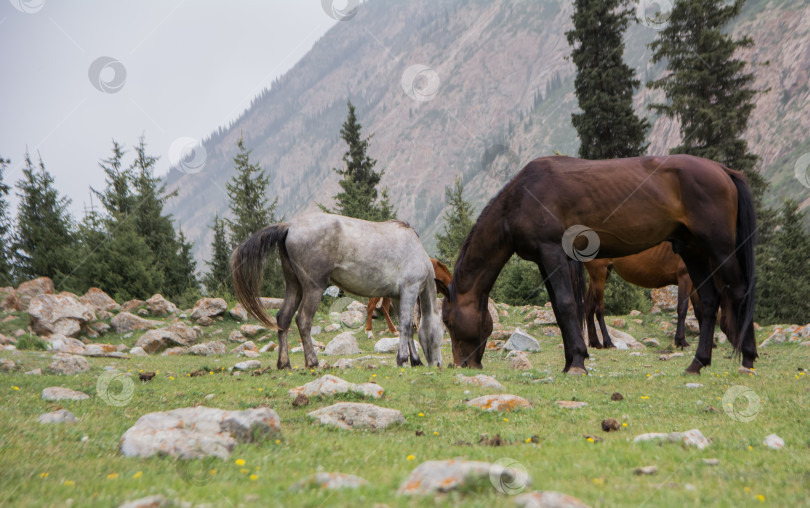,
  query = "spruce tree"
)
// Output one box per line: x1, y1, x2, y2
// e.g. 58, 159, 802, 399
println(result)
435, 177, 474, 266
203, 214, 232, 295
92, 140, 133, 216
648, 0, 765, 200
0, 156, 13, 285
567, 0, 649, 159
327, 100, 395, 221
13, 151, 76, 286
